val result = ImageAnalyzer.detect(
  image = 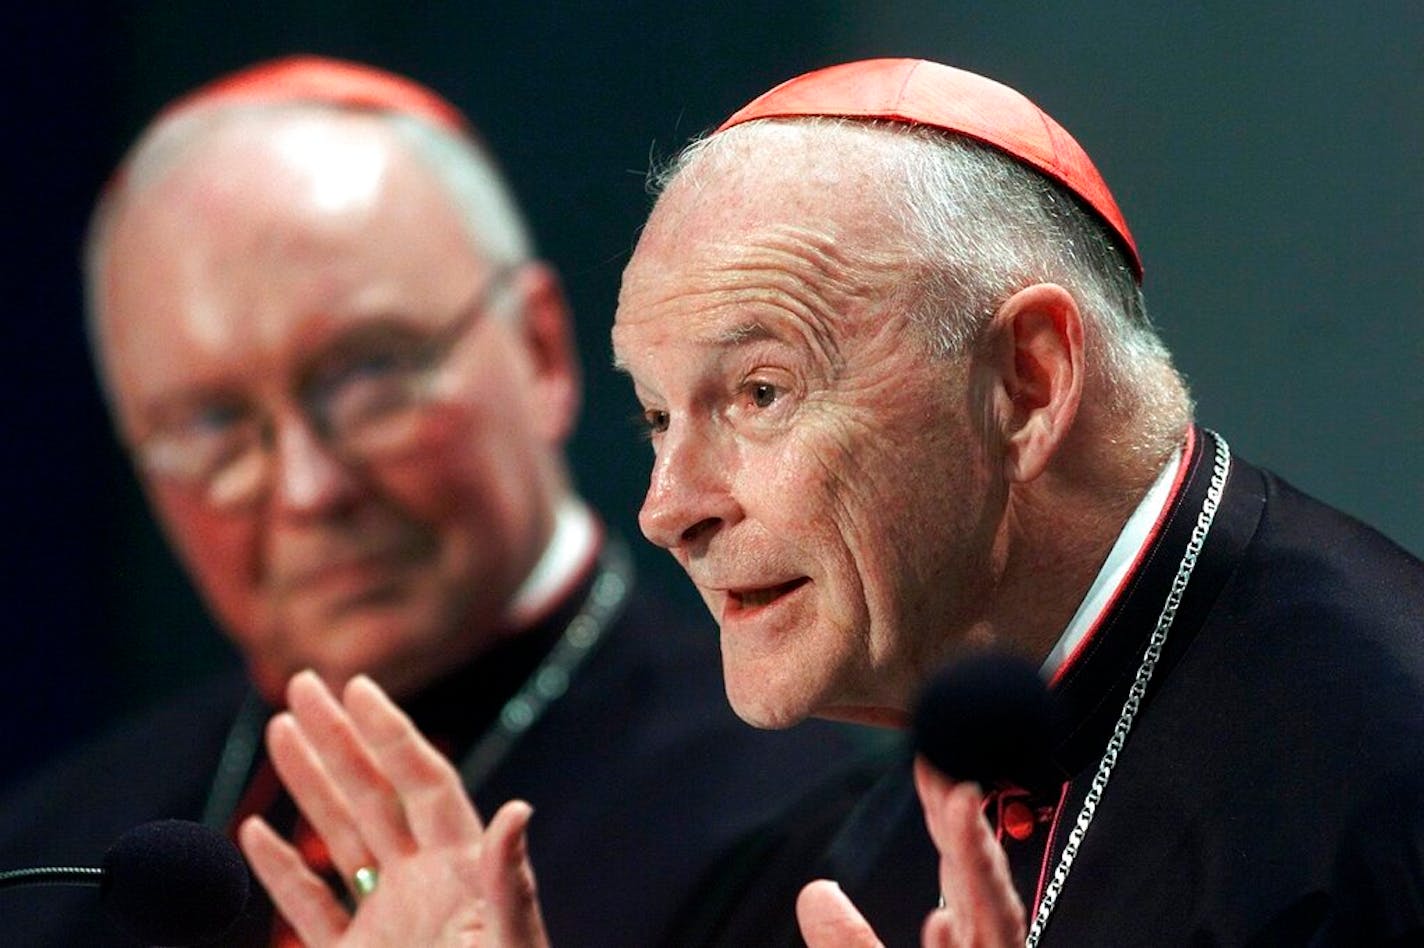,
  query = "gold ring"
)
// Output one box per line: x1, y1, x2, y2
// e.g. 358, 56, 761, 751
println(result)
352, 865, 379, 903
